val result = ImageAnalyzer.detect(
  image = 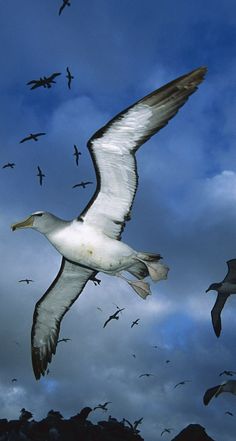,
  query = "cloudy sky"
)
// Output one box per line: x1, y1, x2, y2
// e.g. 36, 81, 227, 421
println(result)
0, 0, 236, 439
